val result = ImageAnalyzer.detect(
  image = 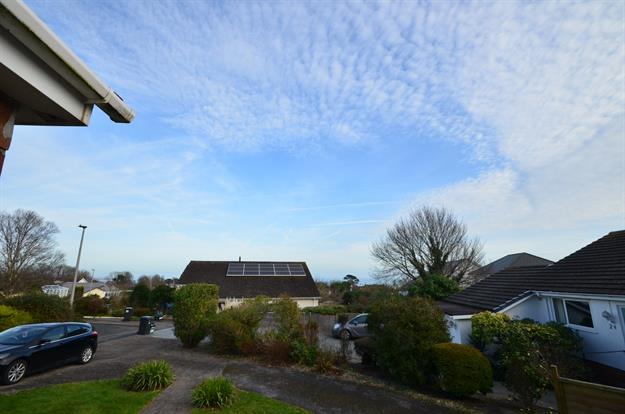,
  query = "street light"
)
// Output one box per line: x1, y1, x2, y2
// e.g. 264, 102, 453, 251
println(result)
69, 225, 87, 306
